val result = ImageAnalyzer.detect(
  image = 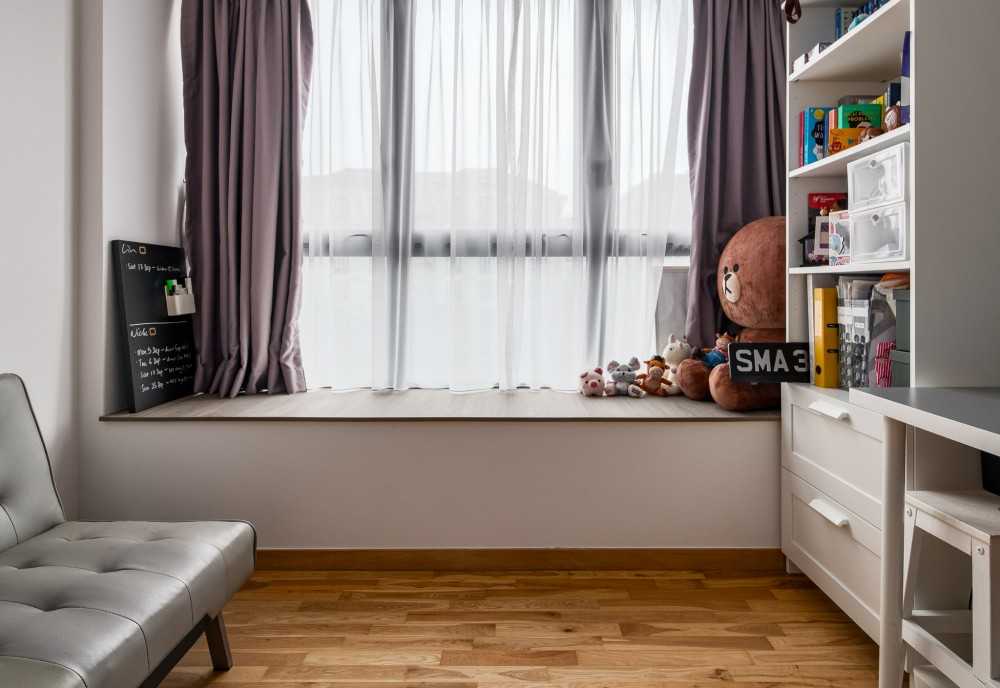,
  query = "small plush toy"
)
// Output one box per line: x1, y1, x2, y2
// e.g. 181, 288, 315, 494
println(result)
703, 332, 734, 369
578, 367, 605, 397
605, 358, 645, 398
661, 334, 693, 396
635, 356, 673, 397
